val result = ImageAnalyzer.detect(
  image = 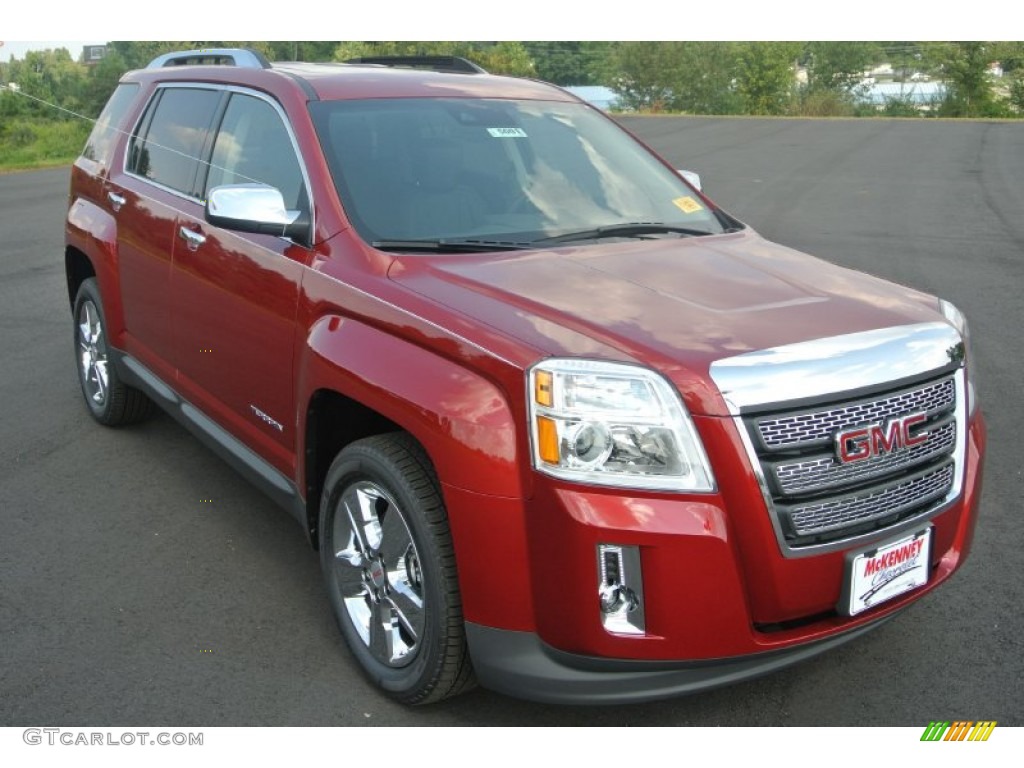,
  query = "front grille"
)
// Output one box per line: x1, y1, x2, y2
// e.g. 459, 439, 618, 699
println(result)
744, 374, 959, 549
755, 377, 955, 451
770, 418, 956, 496
781, 462, 954, 538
